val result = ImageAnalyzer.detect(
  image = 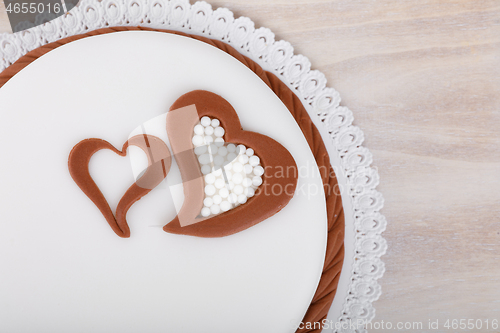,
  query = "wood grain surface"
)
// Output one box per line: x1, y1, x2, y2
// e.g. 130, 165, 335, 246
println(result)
1, 1, 499, 332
